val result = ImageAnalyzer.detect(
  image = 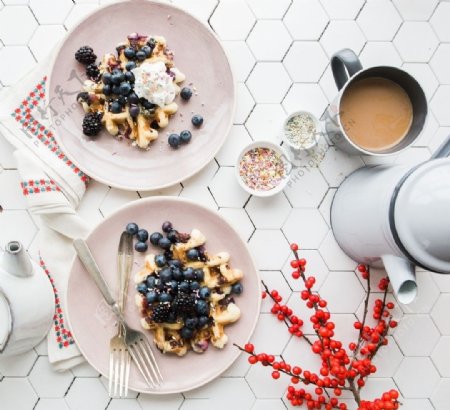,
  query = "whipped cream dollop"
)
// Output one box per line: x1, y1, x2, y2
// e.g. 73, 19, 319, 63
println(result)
132, 61, 176, 108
